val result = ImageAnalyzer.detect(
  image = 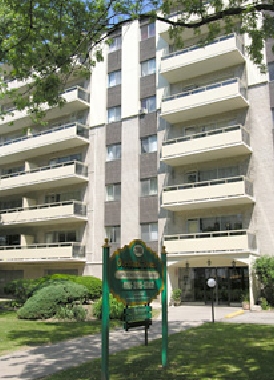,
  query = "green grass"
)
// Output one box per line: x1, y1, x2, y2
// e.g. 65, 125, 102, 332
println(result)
0, 309, 121, 355
40, 323, 274, 380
